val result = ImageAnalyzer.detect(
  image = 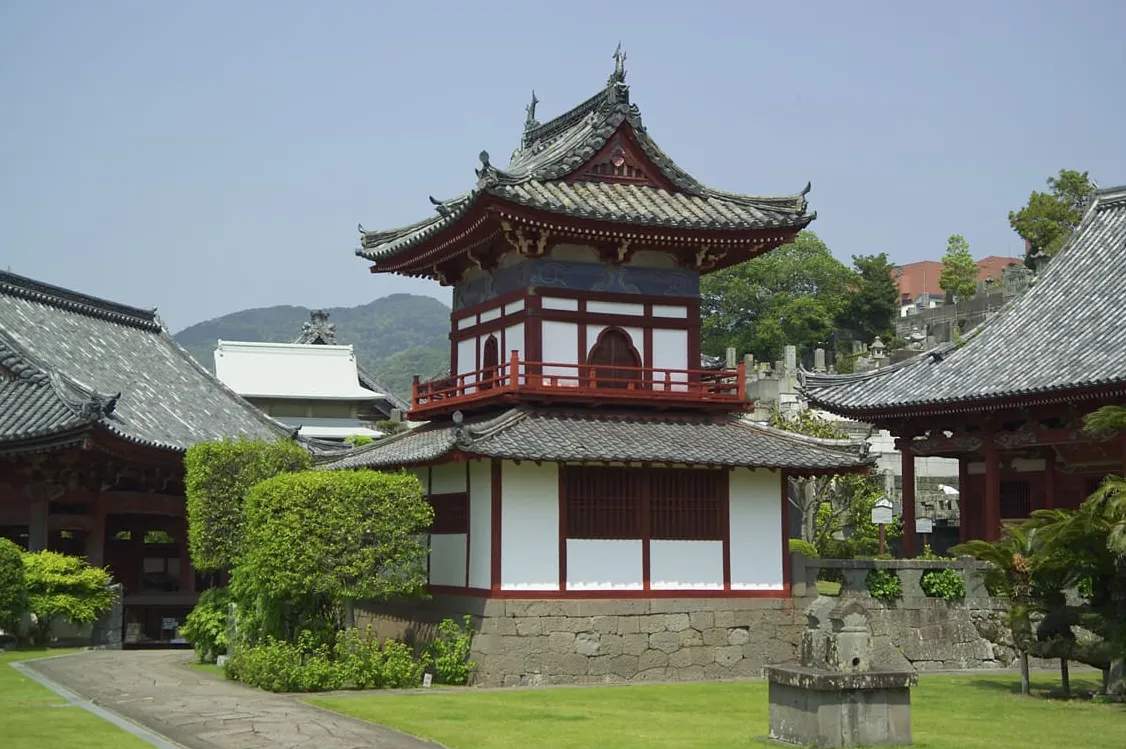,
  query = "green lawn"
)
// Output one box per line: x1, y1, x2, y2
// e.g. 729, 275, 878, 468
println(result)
2, 648, 153, 749
309, 674, 1120, 749
187, 661, 226, 679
